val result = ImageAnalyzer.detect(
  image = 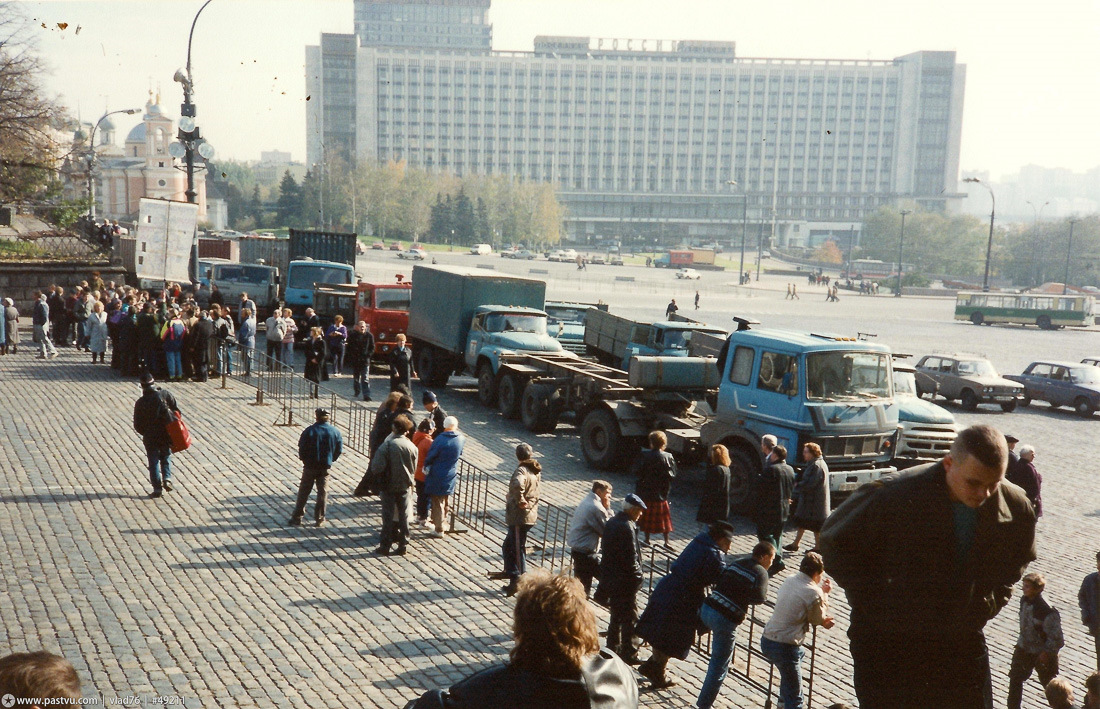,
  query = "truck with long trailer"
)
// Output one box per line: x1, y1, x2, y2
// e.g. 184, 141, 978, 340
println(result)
653, 248, 718, 268
407, 266, 568, 412
584, 309, 728, 369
